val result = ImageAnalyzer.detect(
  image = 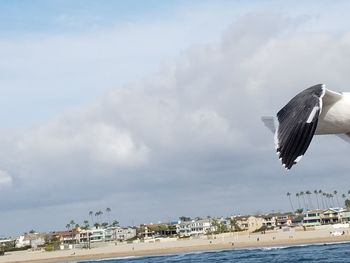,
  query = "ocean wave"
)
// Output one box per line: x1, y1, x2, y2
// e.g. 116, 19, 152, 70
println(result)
77, 241, 350, 262
78, 255, 139, 263
78, 243, 350, 262
245, 240, 350, 252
